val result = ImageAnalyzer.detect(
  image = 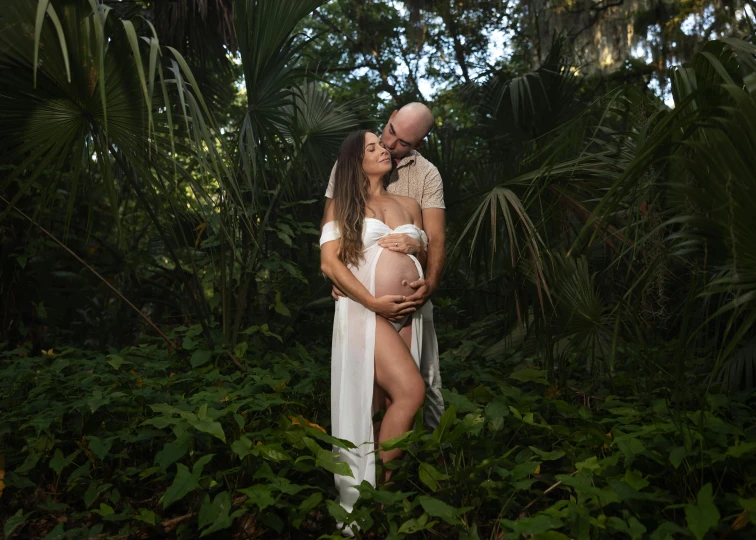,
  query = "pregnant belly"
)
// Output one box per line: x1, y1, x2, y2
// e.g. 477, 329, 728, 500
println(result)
374, 250, 421, 298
